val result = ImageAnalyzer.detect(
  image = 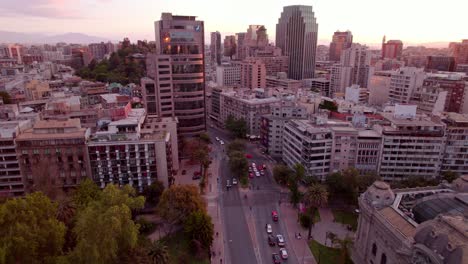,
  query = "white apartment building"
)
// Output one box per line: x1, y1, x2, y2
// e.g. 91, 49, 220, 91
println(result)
440, 112, 468, 175
220, 89, 280, 136
216, 63, 241, 87
345, 84, 369, 104
260, 101, 308, 157
330, 125, 358, 172
388, 67, 426, 104
368, 70, 392, 106
87, 109, 173, 189
282, 119, 333, 181
302, 78, 331, 97
374, 111, 446, 181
